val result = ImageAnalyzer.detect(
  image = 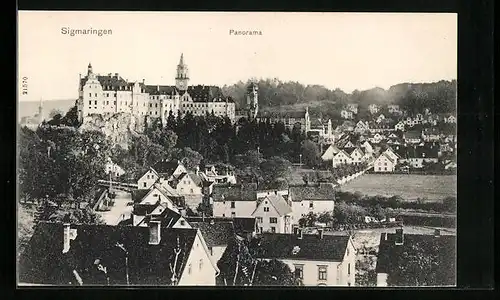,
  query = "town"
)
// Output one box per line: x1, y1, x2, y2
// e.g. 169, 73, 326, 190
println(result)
18, 55, 457, 287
